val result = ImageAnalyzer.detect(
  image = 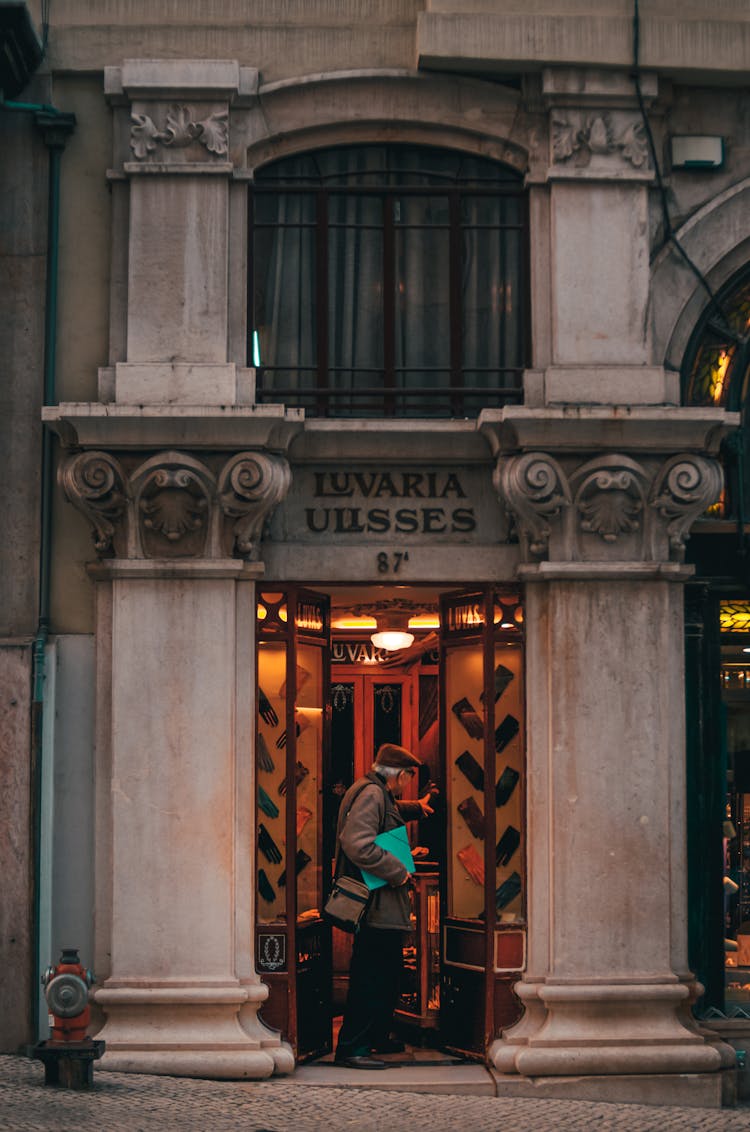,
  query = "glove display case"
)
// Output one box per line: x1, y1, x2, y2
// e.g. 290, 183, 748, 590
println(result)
439, 588, 525, 1056
255, 587, 332, 1059
395, 866, 441, 1031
